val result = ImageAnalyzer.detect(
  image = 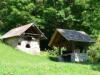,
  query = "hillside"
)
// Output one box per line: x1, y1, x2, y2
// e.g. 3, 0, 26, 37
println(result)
0, 41, 99, 75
